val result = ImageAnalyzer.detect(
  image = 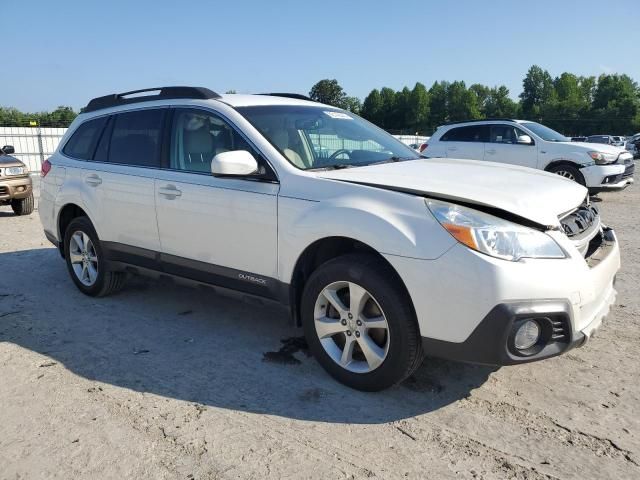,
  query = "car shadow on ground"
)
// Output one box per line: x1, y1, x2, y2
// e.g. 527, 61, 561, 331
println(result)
0, 248, 495, 424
